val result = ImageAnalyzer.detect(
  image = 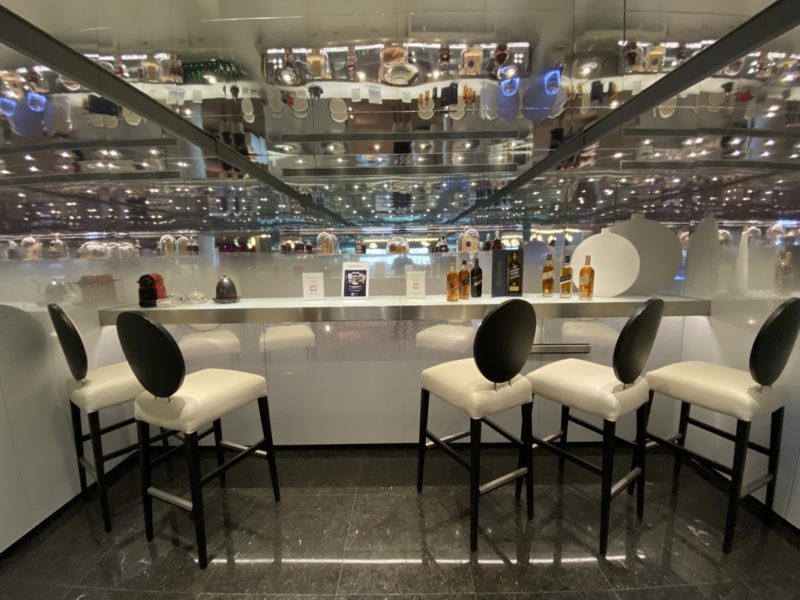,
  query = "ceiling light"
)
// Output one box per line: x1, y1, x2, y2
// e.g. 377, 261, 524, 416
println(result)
766, 111, 776, 118
642, 139, 651, 145
730, 137, 742, 145
28, 165, 38, 172
24, 154, 34, 161
769, 104, 780, 112
613, 152, 623, 158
